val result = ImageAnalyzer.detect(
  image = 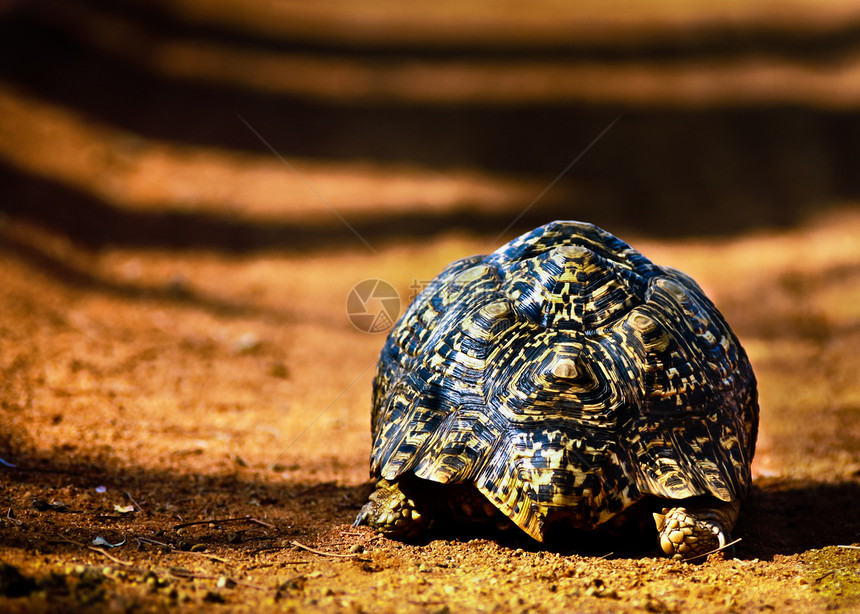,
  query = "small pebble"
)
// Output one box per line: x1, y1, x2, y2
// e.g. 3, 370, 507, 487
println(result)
216, 576, 236, 589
